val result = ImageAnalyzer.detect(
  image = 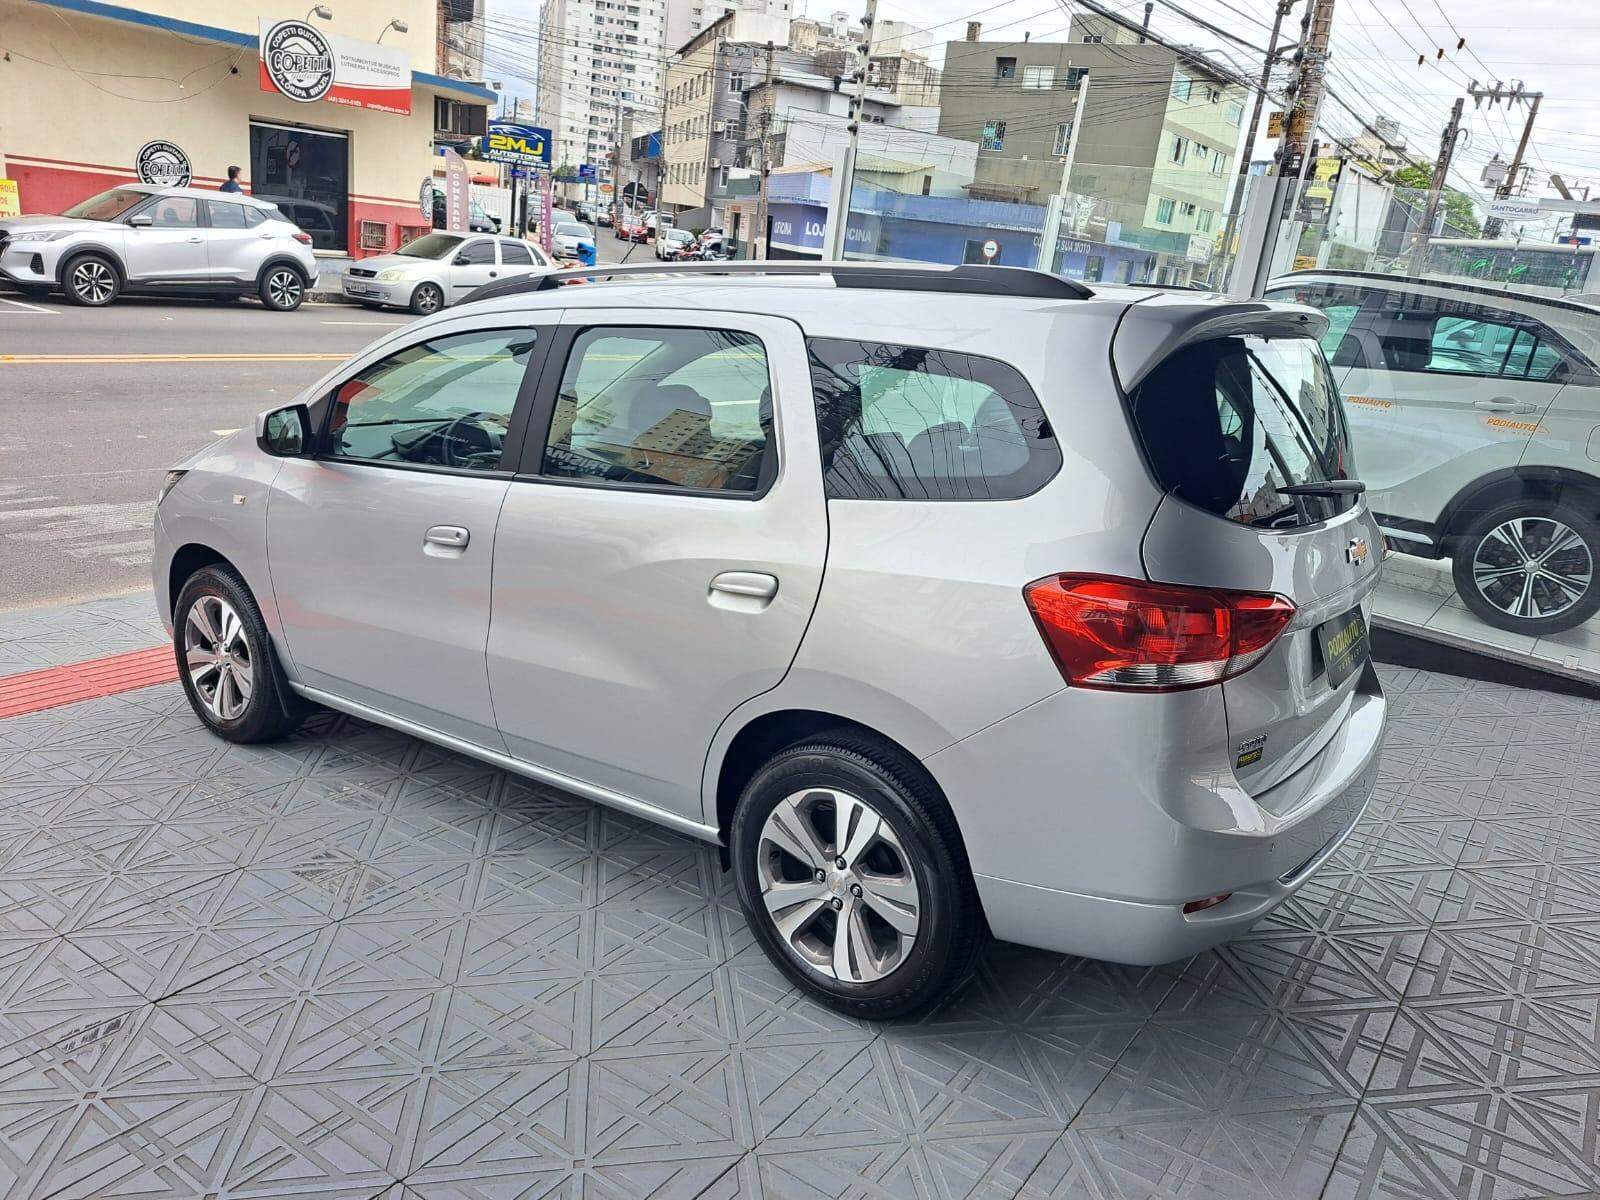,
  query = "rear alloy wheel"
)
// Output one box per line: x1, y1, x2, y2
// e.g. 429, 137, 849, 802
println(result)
731, 734, 986, 1019
63, 254, 120, 306
1452, 500, 1600, 635
259, 266, 305, 311
410, 282, 444, 315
